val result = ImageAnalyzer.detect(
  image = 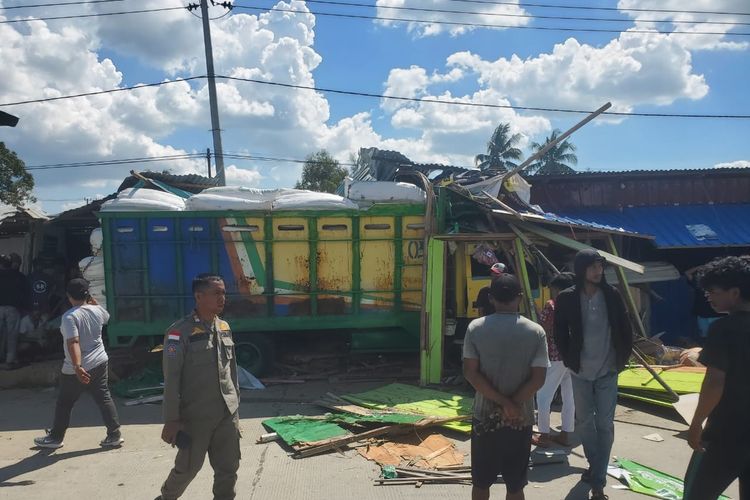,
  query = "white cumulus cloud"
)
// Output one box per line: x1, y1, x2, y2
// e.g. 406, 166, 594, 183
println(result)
375, 0, 529, 37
